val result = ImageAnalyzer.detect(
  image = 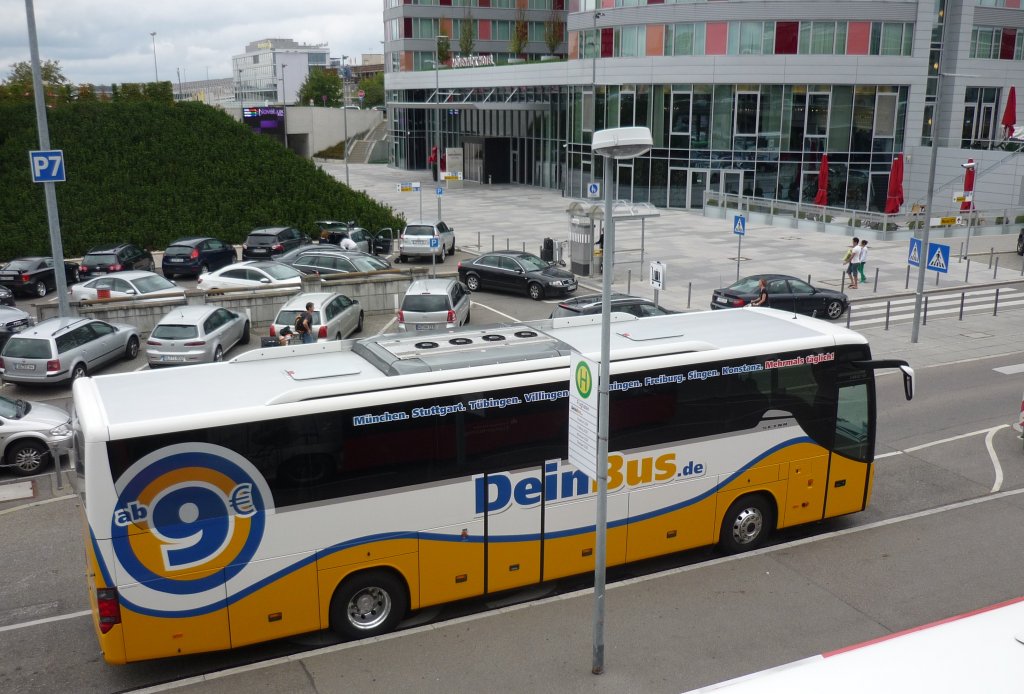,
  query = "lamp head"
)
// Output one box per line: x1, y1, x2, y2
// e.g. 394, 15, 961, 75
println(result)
592, 127, 653, 159
961, 160, 976, 170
